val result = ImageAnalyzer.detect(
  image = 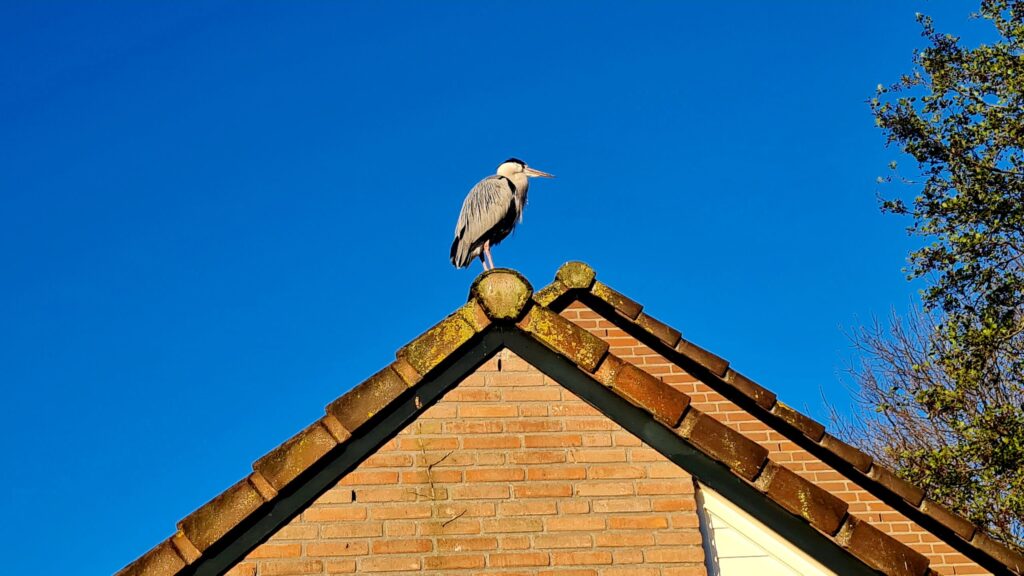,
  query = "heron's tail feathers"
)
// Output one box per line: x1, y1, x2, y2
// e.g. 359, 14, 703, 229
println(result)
450, 236, 471, 268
